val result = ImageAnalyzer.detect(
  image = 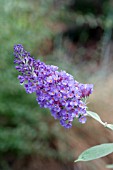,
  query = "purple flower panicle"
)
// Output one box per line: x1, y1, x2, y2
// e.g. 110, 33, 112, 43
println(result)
14, 44, 93, 128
